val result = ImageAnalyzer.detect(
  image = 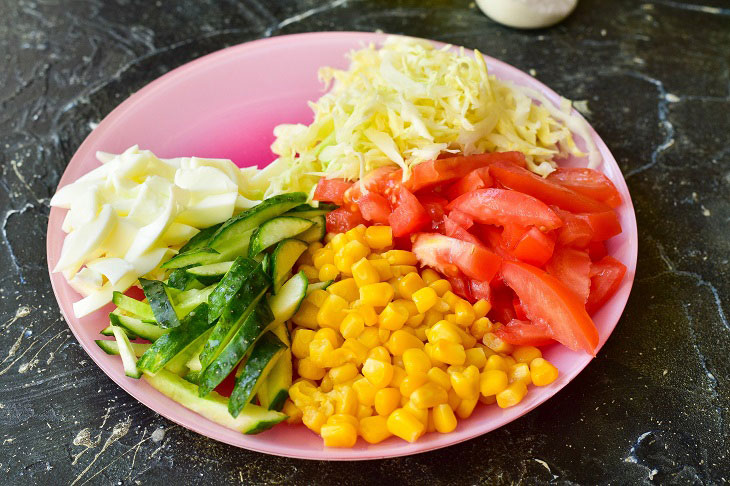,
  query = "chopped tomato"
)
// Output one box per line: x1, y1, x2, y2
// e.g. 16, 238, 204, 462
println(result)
555, 208, 593, 248
490, 162, 611, 213
587, 241, 608, 261
469, 279, 491, 303
388, 186, 430, 237
545, 247, 592, 302
586, 256, 627, 314
412, 233, 501, 282
442, 215, 483, 246
325, 207, 366, 233
443, 167, 493, 200
512, 296, 529, 320
358, 192, 391, 225
405, 151, 526, 192
496, 319, 555, 347
472, 224, 513, 260
574, 210, 622, 242
448, 276, 472, 302
510, 227, 556, 267
487, 285, 517, 324
448, 209, 474, 229
500, 224, 530, 249
313, 178, 352, 205
447, 188, 563, 230
417, 192, 449, 230
343, 166, 400, 208
501, 260, 599, 355
547, 167, 622, 208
